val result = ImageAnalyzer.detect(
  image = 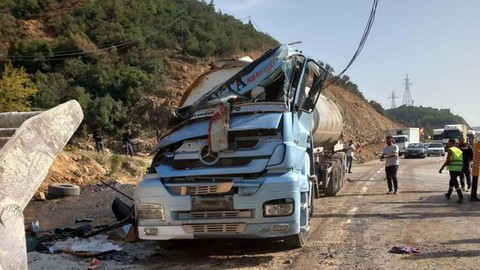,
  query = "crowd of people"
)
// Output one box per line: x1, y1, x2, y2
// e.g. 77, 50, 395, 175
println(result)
344, 135, 476, 203
91, 126, 135, 157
